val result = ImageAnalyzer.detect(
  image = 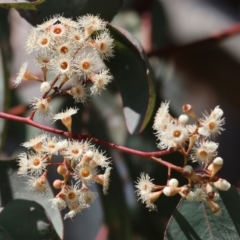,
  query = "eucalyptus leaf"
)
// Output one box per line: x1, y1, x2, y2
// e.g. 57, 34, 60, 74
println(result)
17, 0, 123, 25
0, 199, 60, 240
105, 24, 156, 134
0, 159, 63, 239
0, 0, 44, 10
164, 186, 240, 240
